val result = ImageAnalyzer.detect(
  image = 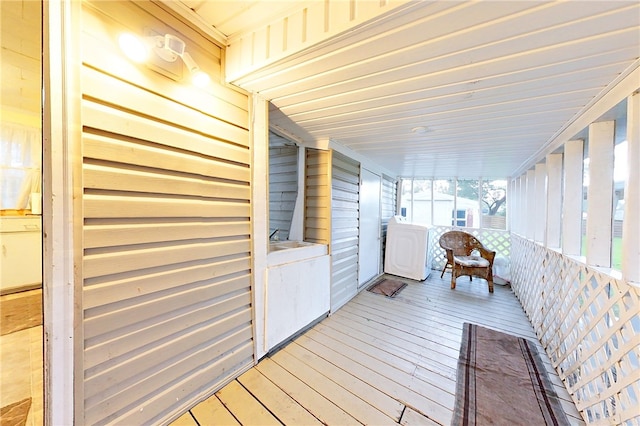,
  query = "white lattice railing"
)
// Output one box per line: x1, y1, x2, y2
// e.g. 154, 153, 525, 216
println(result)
429, 225, 511, 270
510, 235, 640, 425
